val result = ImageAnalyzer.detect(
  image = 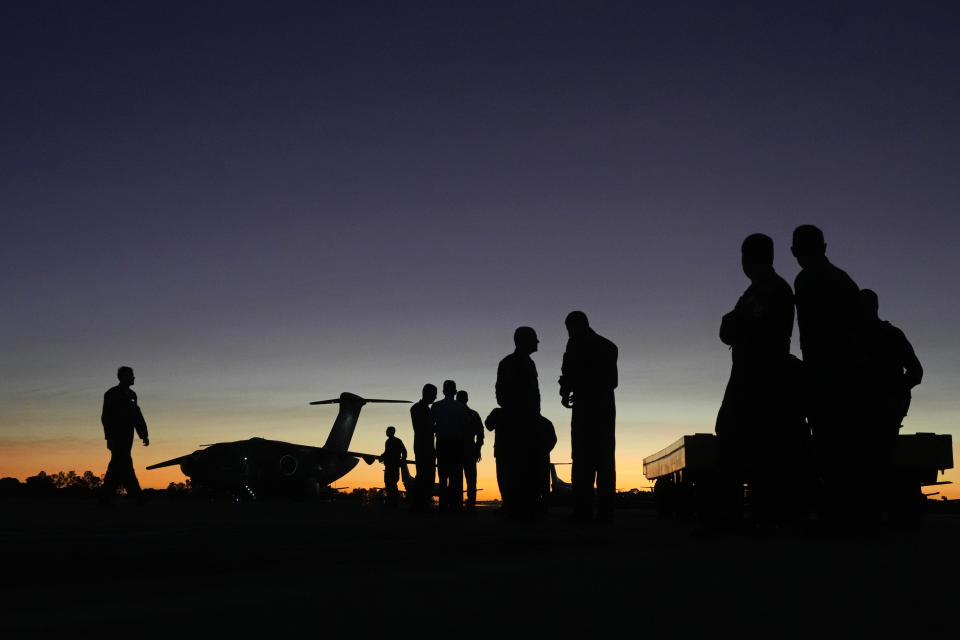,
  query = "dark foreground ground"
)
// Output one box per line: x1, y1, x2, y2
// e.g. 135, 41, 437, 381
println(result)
2, 497, 958, 638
